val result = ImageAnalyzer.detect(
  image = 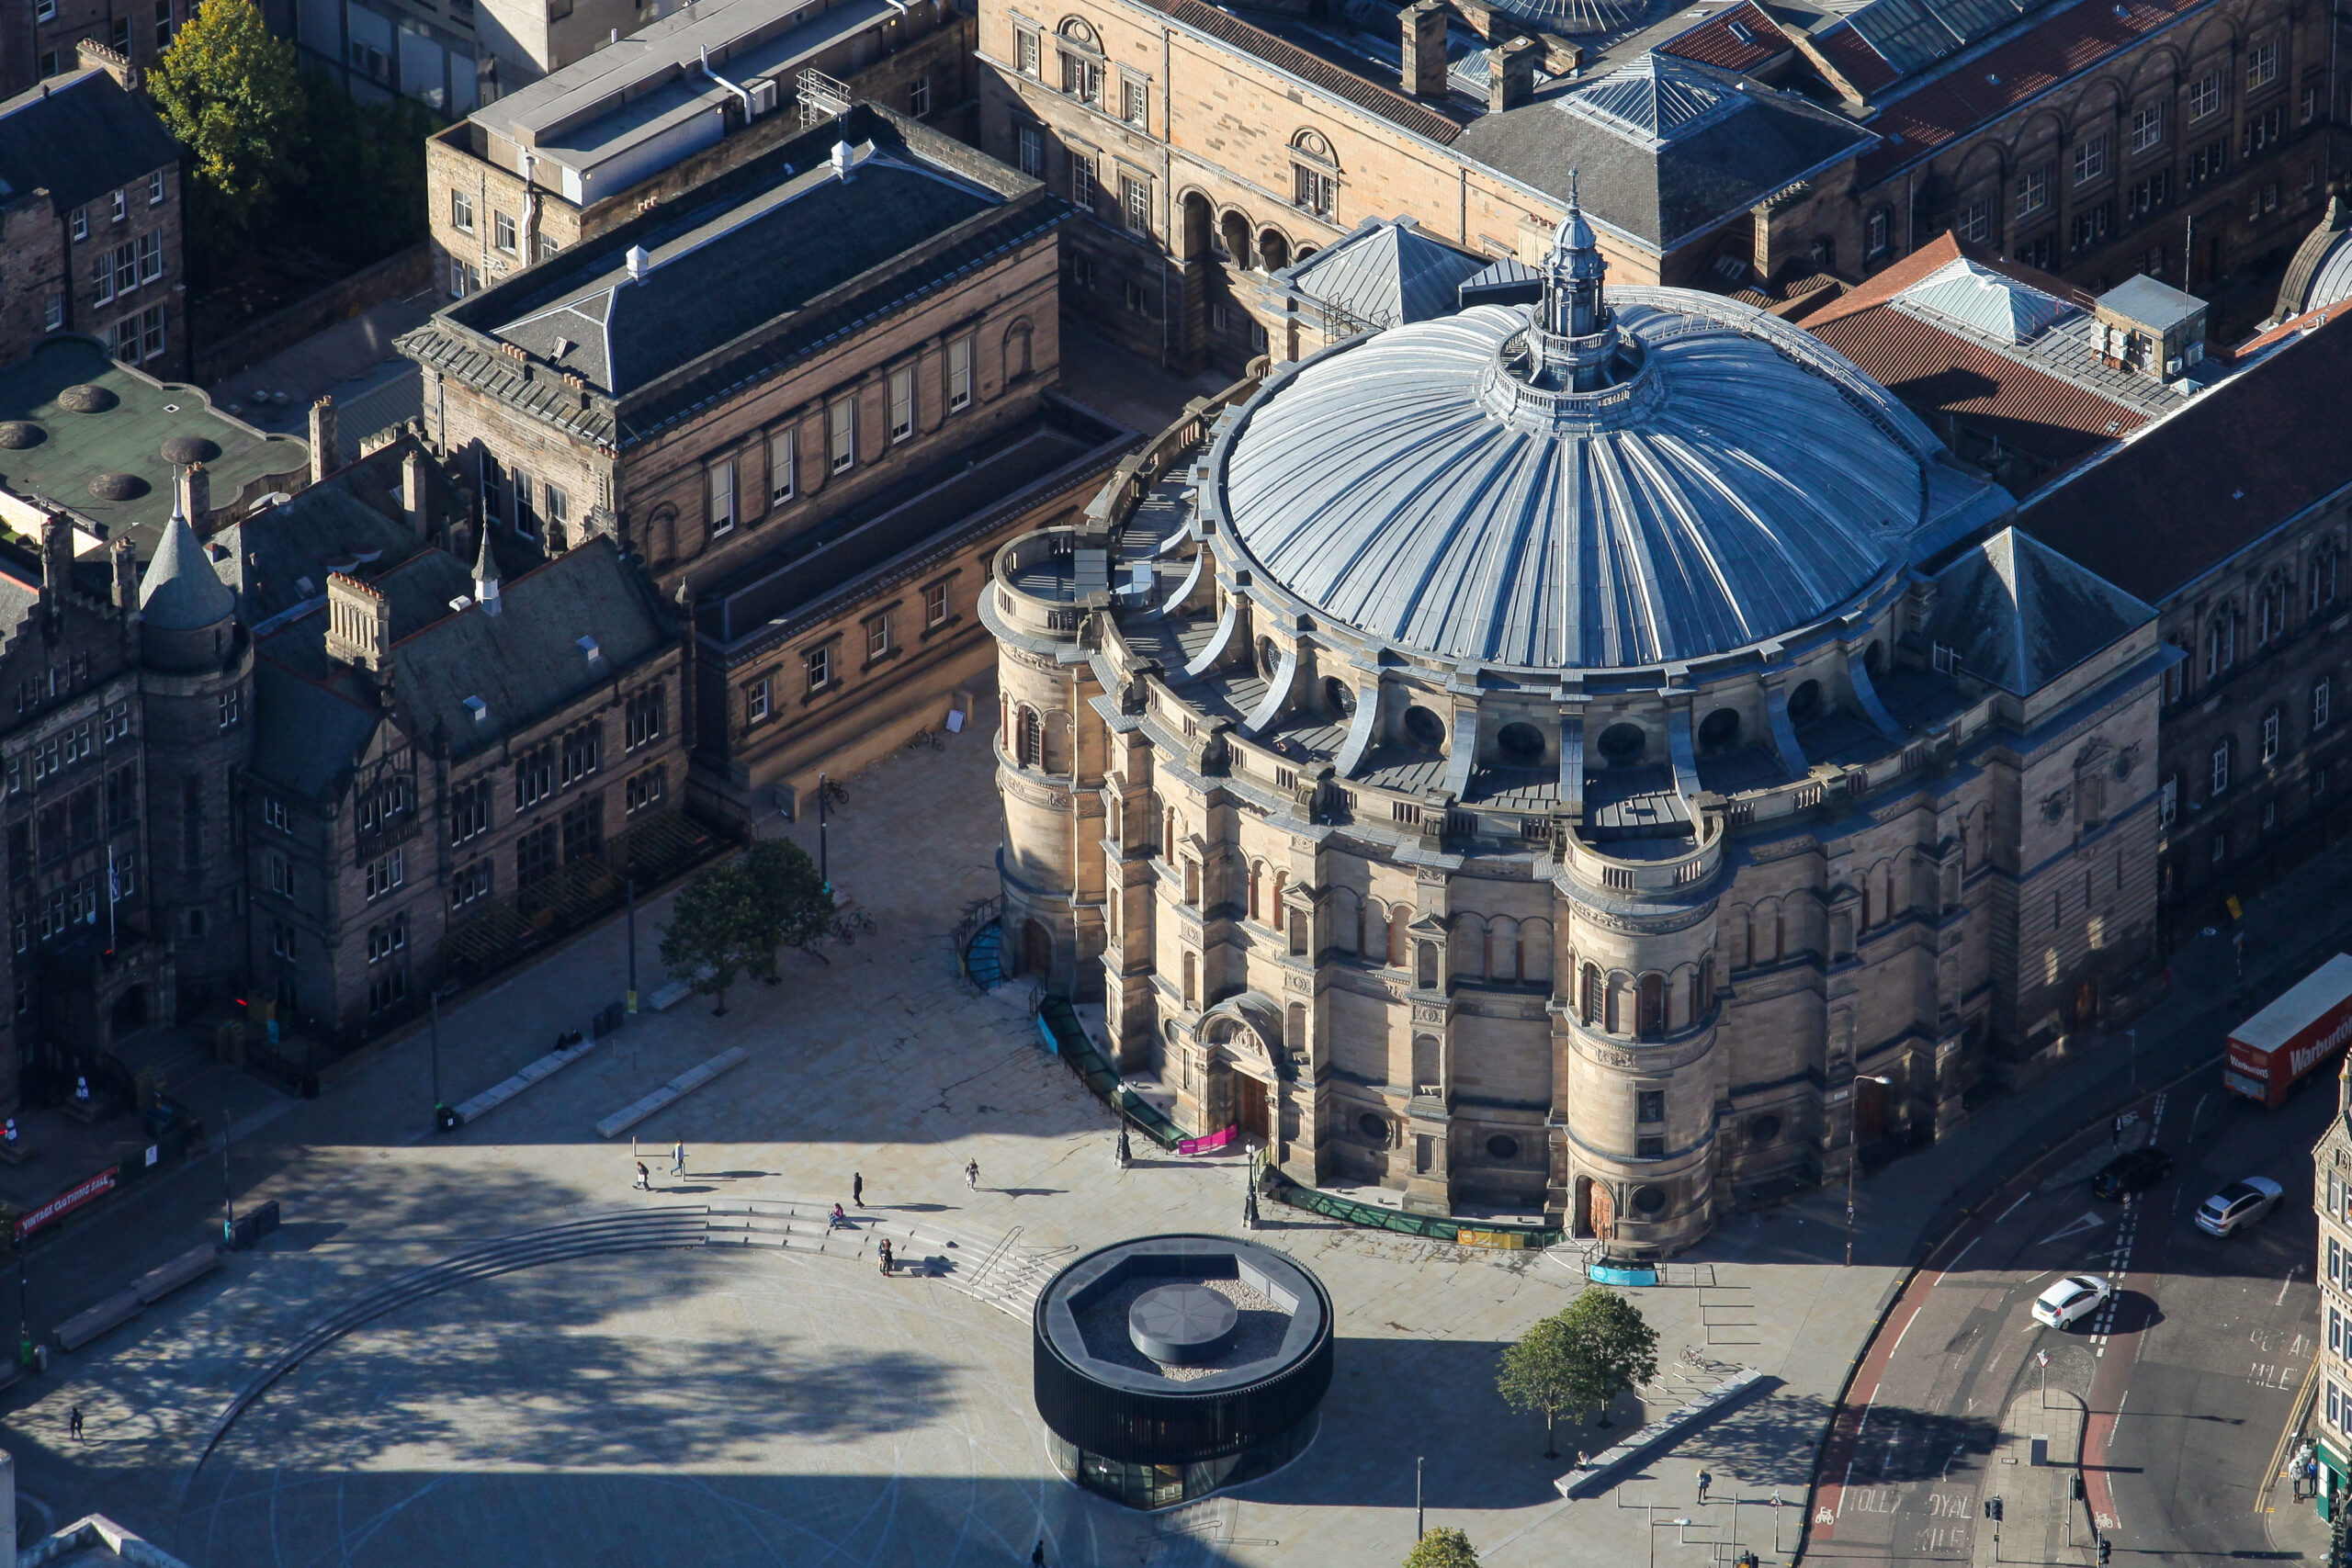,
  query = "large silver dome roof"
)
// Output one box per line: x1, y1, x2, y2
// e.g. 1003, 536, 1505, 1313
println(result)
1216, 210, 1941, 671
